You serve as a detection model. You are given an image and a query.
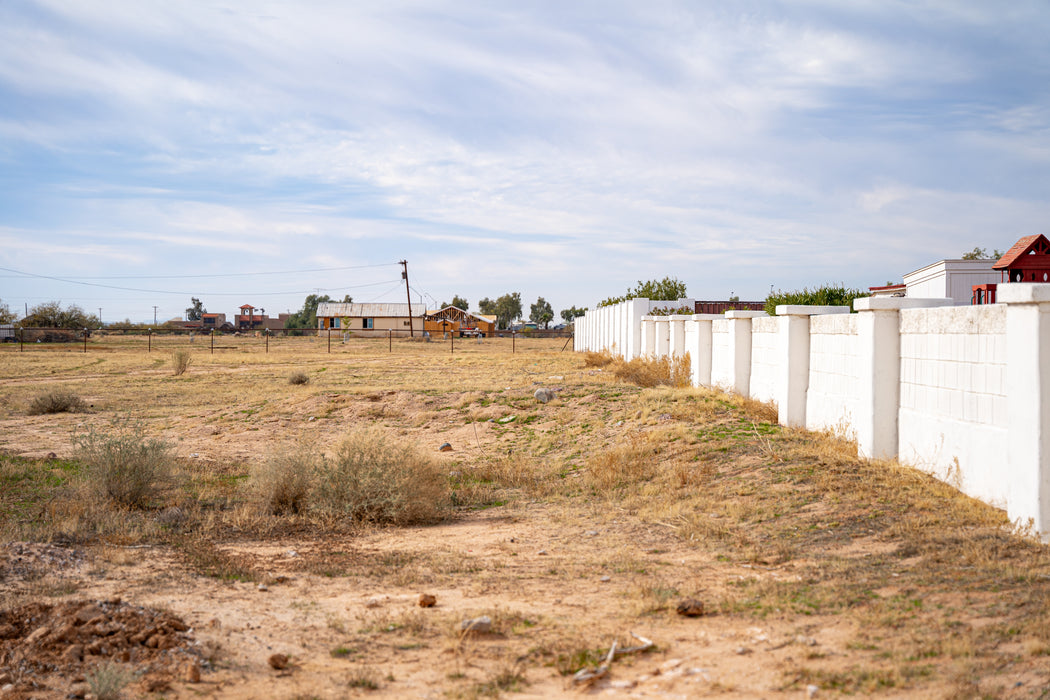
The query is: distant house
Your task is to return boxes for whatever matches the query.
[201,313,228,330]
[234,305,288,331]
[423,306,497,337]
[316,302,425,337]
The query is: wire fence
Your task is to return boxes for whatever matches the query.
[1,327,574,355]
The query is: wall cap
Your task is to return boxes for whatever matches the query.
[690,314,724,321]
[725,310,769,319]
[854,297,955,311]
[997,283,1050,304]
[775,305,851,316]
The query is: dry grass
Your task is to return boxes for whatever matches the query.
[312,427,449,525]
[171,349,192,376]
[71,419,174,510]
[27,389,88,415]
[2,336,1050,696]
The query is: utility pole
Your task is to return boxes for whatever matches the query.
[400,260,415,337]
[98,308,102,326]
[153,306,158,325]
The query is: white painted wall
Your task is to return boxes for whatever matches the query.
[749,316,780,404]
[806,313,859,437]
[898,304,1009,510]
[574,289,1050,539]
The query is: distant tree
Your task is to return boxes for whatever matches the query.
[529,297,554,329]
[961,247,1004,260]
[597,276,688,307]
[285,293,332,329]
[451,295,468,311]
[477,297,496,316]
[728,294,740,303]
[21,301,99,329]
[185,297,206,321]
[560,306,587,323]
[491,293,525,331]
[0,298,15,324]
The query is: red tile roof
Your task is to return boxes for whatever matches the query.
[994,234,1050,269]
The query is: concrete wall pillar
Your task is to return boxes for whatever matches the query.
[853,297,952,459]
[725,311,766,397]
[654,317,670,358]
[669,316,687,357]
[640,316,656,357]
[687,315,720,387]
[775,306,851,428]
[1000,284,1050,538]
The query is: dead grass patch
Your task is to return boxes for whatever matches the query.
[27,389,88,415]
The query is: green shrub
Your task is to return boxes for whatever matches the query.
[313,428,448,525]
[250,449,318,515]
[764,284,870,316]
[28,390,87,415]
[73,420,173,509]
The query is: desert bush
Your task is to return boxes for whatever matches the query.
[250,449,319,515]
[171,349,192,376]
[288,371,310,385]
[86,660,134,700]
[582,351,615,368]
[312,427,448,525]
[27,389,87,415]
[612,354,691,388]
[73,420,173,509]
[584,437,661,492]
[764,284,869,316]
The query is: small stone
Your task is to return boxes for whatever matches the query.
[62,644,84,662]
[69,682,90,698]
[806,684,819,699]
[734,646,751,655]
[268,653,290,670]
[438,442,453,452]
[460,616,492,634]
[537,549,548,556]
[286,550,299,558]
[25,625,50,645]
[497,415,516,424]
[257,583,269,592]
[676,599,705,617]
[418,593,437,608]
[585,530,599,536]
[609,680,636,689]
[796,635,818,646]
[599,576,611,583]
[184,659,202,683]
[534,388,554,403]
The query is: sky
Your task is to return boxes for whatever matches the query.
[2,1,1049,324]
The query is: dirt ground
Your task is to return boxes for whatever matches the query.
[1,336,1049,699]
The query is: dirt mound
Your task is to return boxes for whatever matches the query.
[0,598,202,698]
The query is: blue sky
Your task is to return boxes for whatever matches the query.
[2,1,1049,323]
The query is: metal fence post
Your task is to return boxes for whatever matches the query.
[83,328,88,354]
[328,327,331,353]
[148,328,152,353]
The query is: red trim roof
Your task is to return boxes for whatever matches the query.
[994,234,1050,269]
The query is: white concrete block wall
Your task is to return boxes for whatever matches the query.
[806,313,859,436]
[710,319,733,390]
[898,304,1009,509]
[749,316,780,404]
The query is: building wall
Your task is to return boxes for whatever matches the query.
[574,289,1050,539]
[749,316,779,404]
[806,313,859,436]
[897,304,1009,509]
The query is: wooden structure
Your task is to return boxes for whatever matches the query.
[423,306,496,337]
[693,300,765,314]
[993,234,1050,283]
[972,234,1050,305]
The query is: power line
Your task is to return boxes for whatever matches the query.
[0,264,401,297]
[0,262,399,281]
